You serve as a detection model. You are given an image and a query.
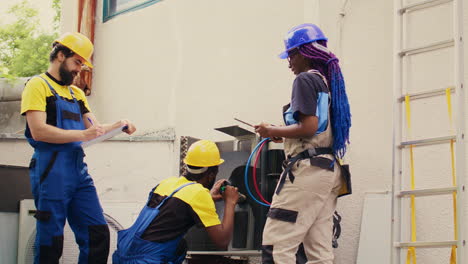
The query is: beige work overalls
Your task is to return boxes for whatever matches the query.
[262,70,343,264]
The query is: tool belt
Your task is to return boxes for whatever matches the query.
[276,147,334,195]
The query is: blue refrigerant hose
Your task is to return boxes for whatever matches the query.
[244,137,271,207]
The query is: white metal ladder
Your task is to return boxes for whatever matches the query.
[392,0,465,263]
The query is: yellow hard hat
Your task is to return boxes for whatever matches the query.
[184,140,225,167]
[55,32,94,68]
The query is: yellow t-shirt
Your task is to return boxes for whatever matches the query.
[21,73,91,124]
[140,176,221,242]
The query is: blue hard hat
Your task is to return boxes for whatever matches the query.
[278,23,328,59]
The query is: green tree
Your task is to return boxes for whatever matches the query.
[0,0,61,78]
[52,0,61,31]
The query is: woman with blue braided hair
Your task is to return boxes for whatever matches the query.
[255,23,351,264]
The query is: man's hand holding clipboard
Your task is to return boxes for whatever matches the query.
[81,119,136,148]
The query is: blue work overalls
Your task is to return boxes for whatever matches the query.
[27,76,109,263]
[113,183,195,264]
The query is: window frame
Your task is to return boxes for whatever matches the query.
[103,0,162,22]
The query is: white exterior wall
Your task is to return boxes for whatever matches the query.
[2,0,468,263]
[319,1,394,263]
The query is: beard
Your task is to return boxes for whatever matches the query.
[59,61,78,85]
[206,177,216,190]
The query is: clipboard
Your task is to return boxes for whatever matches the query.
[234,118,254,128]
[81,125,128,148]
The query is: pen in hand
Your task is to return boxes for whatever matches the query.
[87,117,94,126]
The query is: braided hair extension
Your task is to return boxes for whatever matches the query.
[298,41,351,158]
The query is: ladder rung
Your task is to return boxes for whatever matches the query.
[399,136,456,148]
[399,0,453,14]
[395,241,457,248]
[398,187,457,197]
[399,39,454,57]
[398,87,454,102]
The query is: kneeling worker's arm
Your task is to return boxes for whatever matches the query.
[205,186,239,250]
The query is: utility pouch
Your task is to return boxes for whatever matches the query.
[338,163,352,197]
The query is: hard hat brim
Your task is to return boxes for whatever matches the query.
[278,51,289,59]
[184,158,225,167]
[278,36,329,59]
[74,52,93,68]
[84,60,93,68]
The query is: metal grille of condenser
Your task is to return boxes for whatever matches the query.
[23,213,123,263]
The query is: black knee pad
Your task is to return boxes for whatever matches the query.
[88,224,110,263]
[39,235,63,264]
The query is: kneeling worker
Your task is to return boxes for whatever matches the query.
[113,139,239,263]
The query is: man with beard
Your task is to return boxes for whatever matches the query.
[113,139,239,263]
[20,32,136,263]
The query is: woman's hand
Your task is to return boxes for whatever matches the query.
[254,123,283,142]
[254,122,272,138]
[271,137,284,143]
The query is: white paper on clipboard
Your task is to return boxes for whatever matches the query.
[81,125,127,148]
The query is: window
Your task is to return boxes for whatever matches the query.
[103,0,162,22]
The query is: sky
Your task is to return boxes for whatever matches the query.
[0,0,57,33]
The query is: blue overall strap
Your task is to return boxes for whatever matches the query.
[148,184,159,201]
[155,182,195,210]
[37,76,77,102]
[68,85,78,102]
[134,182,195,237]
[26,76,83,151]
